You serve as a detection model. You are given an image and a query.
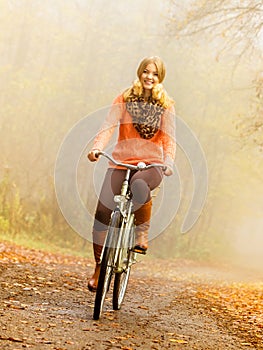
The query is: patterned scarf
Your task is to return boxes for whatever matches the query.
[126,94,165,139]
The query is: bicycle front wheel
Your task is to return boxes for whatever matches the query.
[93,210,121,320]
[112,214,135,310]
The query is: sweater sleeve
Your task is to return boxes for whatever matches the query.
[92,95,124,151]
[161,105,176,167]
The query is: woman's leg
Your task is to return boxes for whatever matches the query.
[88,168,126,292]
[130,168,163,253]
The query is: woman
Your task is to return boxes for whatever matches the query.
[87,56,176,292]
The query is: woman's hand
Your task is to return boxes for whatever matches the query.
[163,165,173,176]
[87,150,100,162]
[163,156,174,176]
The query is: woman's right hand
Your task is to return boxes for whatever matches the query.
[87,150,100,162]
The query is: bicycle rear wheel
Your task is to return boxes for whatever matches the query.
[93,210,121,320]
[112,214,135,310]
[113,266,131,310]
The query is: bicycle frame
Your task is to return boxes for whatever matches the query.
[114,167,132,219]
[112,168,135,273]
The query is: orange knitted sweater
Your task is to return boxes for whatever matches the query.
[92,94,176,168]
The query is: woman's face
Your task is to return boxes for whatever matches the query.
[140,63,159,92]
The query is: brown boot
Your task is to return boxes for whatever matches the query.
[133,199,152,254]
[88,230,106,292]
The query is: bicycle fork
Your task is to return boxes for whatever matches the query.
[113,210,136,274]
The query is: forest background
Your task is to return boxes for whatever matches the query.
[0,0,262,271]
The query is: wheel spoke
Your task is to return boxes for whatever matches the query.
[112,214,135,310]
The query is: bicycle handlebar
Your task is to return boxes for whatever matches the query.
[95,151,167,172]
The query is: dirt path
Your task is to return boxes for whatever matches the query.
[0,242,262,349]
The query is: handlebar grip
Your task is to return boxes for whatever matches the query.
[94,150,102,158]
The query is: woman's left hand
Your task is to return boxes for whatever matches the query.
[163,166,173,176]
[164,156,174,176]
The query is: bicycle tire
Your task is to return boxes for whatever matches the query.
[112,214,135,310]
[93,210,121,320]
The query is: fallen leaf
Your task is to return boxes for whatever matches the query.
[48,323,57,328]
[35,328,46,332]
[169,338,188,344]
[115,336,128,340]
[138,305,148,310]
[211,307,219,312]
[0,335,23,343]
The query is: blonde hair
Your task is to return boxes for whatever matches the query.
[123,56,174,108]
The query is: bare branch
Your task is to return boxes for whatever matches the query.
[167,0,263,58]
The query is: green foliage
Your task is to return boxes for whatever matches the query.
[0,166,92,256]
[0,170,23,235]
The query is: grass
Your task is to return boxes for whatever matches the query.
[0,230,93,259]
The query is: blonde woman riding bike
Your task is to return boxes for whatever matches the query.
[87,56,176,292]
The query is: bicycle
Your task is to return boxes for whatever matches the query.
[92,151,166,320]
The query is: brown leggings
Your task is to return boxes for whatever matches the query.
[93,167,163,231]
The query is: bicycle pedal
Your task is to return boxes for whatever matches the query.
[132,247,147,255]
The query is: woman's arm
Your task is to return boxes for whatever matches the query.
[89,95,124,160]
[161,105,176,175]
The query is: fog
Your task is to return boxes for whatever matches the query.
[0,0,262,271]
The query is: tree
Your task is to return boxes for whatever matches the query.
[236,72,263,150]
[168,0,263,148]
[168,0,263,59]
